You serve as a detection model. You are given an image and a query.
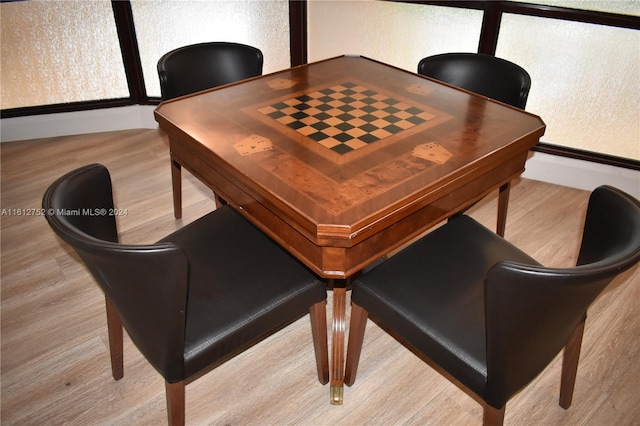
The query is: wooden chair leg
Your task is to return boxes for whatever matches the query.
[105,297,123,380]
[171,158,182,219]
[213,193,228,208]
[496,181,511,237]
[165,381,185,426]
[560,319,586,409]
[483,404,506,426]
[344,302,368,387]
[309,301,329,384]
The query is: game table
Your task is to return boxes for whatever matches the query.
[154,55,546,404]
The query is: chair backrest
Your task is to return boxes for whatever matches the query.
[417,53,531,109]
[483,186,640,408]
[43,164,188,382]
[157,42,263,100]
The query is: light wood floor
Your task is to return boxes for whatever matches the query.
[1,129,638,425]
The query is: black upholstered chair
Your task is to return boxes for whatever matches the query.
[417,53,532,236]
[157,41,263,100]
[43,164,328,426]
[345,186,640,425]
[417,53,531,109]
[157,42,264,215]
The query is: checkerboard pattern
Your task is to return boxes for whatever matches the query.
[258,82,435,154]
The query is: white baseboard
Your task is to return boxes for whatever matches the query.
[523,151,639,199]
[0,105,158,142]
[1,106,638,198]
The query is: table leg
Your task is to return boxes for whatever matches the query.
[171,158,182,219]
[497,181,511,237]
[329,280,347,405]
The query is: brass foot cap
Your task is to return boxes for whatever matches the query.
[330,385,344,405]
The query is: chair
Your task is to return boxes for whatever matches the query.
[43,164,328,426]
[417,53,532,236]
[345,185,640,425]
[157,42,263,100]
[417,53,531,109]
[157,42,264,216]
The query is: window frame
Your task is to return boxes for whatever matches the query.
[1,0,638,170]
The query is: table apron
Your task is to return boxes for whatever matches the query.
[170,137,528,279]
[325,154,527,277]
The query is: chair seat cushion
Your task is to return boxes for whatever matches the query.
[161,206,326,378]
[352,216,540,395]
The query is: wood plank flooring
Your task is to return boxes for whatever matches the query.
[1,129,638,425]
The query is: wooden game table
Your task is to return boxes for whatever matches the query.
[154,55,546,404]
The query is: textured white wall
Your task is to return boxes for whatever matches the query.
[307,0,482,72]
[131,0,291,98]
[0,0,291,108]
[1,0,128,109]
[498,15,640,160]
